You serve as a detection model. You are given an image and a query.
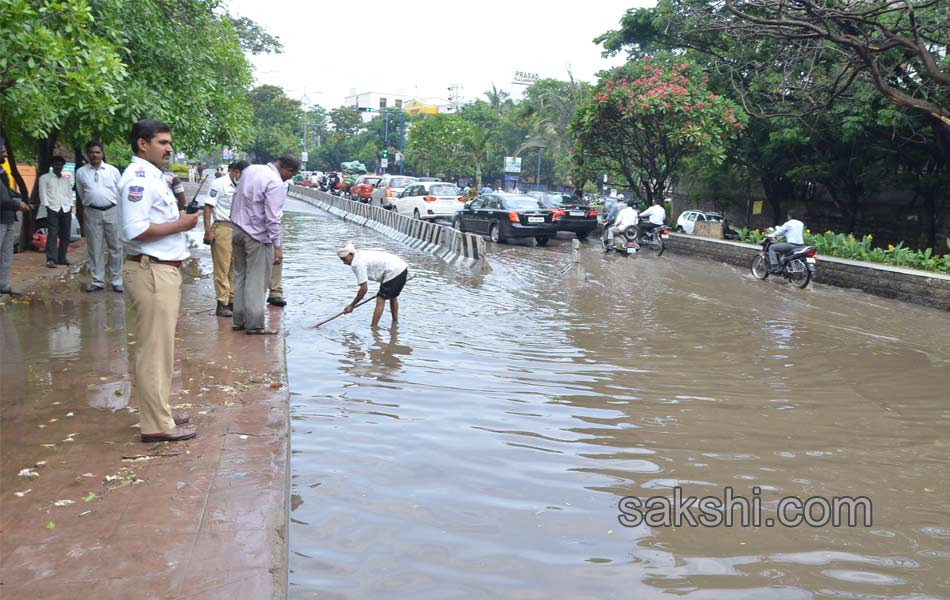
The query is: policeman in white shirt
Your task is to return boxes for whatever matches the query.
[607,198,639,249]
[203,160,249,317]
[39,155,75,268]
[76,140,124,292]
[337,242,409,328]
[118,119,199,443]
[767,210,806,273]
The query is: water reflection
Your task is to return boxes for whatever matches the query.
[284,205,950,599]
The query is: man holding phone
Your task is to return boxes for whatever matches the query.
[119,119,199,443]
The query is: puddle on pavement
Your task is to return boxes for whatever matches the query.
[279,200,950,599]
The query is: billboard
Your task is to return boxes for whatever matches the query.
[504,156,522,173]
[512,71,540,85]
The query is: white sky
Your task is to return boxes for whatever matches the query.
[226,0,651,109]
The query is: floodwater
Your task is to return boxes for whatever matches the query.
[281,199,950,599]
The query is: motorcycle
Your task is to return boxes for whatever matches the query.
[637,222,669,256]
[751,238,818,289]
[602,220,642,256]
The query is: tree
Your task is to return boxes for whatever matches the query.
[405,114,473,178]
[571,57,747,202]
[244,85,303,163]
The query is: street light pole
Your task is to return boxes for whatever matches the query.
[536,146,543,192]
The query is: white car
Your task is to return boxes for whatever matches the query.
[676,210,722,234]
[394,181,464,220]
[371,175,418,209]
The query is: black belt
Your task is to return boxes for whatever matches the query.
[87,204,116,211]
[127,255,182,269]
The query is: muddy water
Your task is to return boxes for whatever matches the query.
[282,200,950,599]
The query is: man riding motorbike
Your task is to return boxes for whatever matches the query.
[605,197,639,251]
[638,200,666,237]
[766,210,805,273]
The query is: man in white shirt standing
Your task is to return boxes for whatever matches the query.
[119,119,199,443]
[39,155,75,268]
[767,210,806,273]
[203,160,249,317]
[337,242,408,328]
[76,141,124,292]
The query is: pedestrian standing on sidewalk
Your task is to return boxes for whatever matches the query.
[119,119,199,443]
[229,154,299,335]
[75,140,124,293]
[203,160,249,317]
[39,156,74,268]
[1,138,31,296]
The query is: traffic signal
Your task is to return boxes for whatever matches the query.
[299,137,304,146]
[382,149,388,158]
[359,107,374,112]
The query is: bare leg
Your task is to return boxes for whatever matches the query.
[390,298,398,324]
[372,296,385,328]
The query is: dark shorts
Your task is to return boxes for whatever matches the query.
[377,268,408,299]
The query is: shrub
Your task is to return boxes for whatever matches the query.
[168,163,190,177]
[736,227,950,274]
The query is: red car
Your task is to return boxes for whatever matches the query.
[349,175,382,203]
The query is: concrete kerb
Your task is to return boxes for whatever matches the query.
[664,232,950,312]
[289,186,487,267]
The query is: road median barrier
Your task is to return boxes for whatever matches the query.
[290,187,486,267]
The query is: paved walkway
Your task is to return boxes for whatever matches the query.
[1,229,290,598]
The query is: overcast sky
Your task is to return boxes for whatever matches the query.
[227,0,651,109]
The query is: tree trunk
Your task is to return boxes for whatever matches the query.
[74,143,86,236]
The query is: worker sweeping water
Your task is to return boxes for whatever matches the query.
[336,242,408,328]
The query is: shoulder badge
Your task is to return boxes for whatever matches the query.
[135,168,146,178]
[127,186,144,202]
[209,188,218,198]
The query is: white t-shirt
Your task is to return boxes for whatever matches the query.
[205,174,235,222]
[614,206,639,230]
[772,219,805,245]
[639,204,666,225]
[350,250,407,285]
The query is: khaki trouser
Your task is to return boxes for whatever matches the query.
[211,221,233,304]
[269,258,282,299]
[124,258,181,435]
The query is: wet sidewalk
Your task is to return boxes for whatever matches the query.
[1,238,290,598]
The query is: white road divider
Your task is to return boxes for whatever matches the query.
[289,187,486,267]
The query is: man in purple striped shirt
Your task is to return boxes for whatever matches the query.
[229,154,299,334]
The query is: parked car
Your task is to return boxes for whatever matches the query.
[34,206,82,243]
[372,175,418,209]
[529,192,598,240]
[349,175,382,203]
[394,181,464,220]
[453,193,558,245]
[676,210,726,234]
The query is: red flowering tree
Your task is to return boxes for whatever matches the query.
[571,57,746,202]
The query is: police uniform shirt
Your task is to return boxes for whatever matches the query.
[118,156,189,261]
[205,174,235,223]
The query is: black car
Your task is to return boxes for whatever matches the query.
[530,192,598,240]
[453,194,559,245]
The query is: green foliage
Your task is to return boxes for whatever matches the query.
[244,85,303,163]
[405,114,473,177]
[737,228,950,274]
[571,56,746,201]
[168,163,190,177]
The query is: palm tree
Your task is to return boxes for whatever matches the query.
[462,128,490,189]
[485,84,513,115]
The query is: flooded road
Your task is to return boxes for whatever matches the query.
[282,200,950,599]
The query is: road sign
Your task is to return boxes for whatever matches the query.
[504,156,522,173]
[380,158,388,168]
[301,151,309,162]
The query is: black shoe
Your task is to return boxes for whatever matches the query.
[216,302,233,317]
[46,260,57,268]
[226,303,233,311]
[59,260,71,266]
[85,284,104,293]
[112,284,123,293]
[0,288,18,296]
[267,297,287,307]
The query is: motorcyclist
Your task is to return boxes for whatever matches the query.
[638,200,666,236]
[606,197,639,251]
[766,210,805,273]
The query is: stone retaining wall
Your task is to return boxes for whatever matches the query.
[665,233,950,311]
[290,187,486,267]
